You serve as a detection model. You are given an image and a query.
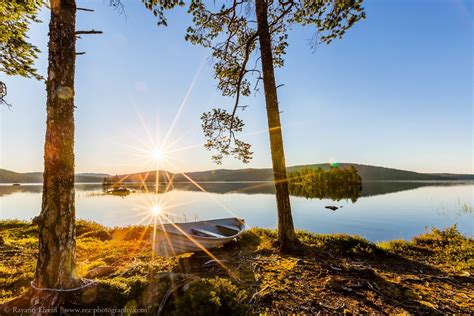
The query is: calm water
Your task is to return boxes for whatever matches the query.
[0,181,472,242]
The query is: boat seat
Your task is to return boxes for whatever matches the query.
[191,228,225,238]
[216,224,240,235]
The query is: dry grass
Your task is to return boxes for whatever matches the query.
[0,220,472,314]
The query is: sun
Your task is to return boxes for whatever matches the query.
[152,148,165,163]
[151,205,161,216]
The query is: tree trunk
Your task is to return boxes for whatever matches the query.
[32,0,77,302]
[255,0,298,251]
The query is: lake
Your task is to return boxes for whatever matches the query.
[0,181,472,242]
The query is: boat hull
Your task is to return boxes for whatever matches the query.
[152,217,245,256]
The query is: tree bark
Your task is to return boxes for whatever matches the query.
[33,0,77,299]
[255,0,299,251]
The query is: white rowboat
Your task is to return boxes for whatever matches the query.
[153,217,245,257]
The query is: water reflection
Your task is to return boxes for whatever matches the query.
[0,185,44,196]
[287,166,362,202]
[0,181,472,241]
[289,182,362,202]
[1,180,473,199]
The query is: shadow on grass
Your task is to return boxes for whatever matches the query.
[1,221,472,314]
[170,228,472,314]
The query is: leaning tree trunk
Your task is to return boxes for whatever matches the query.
[32,0,77,305]
[255,0,298,251]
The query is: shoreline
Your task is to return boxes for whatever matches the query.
[1,219,472,313]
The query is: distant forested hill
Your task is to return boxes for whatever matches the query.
[110,163,473,183]
[1,163,472,183]
[0,169,109,183]
[0,169,42,183]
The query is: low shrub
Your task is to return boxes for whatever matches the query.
[79,229,112,241]
[169,277,248,316]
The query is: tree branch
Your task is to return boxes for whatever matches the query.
[0,81,11,108]
[228,32,258,142]
[75,30,103,35]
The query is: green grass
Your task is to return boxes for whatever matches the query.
[379,225,474,272]
[1,219,472,314]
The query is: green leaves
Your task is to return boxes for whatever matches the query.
[201,108,252,164]
[0,0,44,106]
[185,0,365,165]
[141,1,365,165]
[141,0,185,26]
[0,0,44,80]
[291,0,366,46]
[186,1,259,164]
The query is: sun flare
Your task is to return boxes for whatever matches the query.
[151,205,161,216]
[152,148,165,162]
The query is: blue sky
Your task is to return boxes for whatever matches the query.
[0,0,472,174]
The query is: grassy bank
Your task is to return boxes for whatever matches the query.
[0,220,473,314]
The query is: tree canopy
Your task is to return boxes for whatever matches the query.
[142,0,185,26]
[0,0,44,105]
[184,0,365,164]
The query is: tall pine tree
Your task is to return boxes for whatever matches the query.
[185,0,365,251]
